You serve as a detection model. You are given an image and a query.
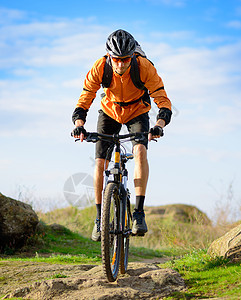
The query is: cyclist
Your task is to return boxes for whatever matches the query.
[72,29,172,241]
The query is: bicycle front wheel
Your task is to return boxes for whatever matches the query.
[101,182,121,282]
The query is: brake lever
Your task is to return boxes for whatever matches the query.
[134,133,148,143]
[86,133,99,143]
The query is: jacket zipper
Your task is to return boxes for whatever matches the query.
[120,77,124,102]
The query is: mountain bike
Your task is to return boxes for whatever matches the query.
[81,131,148,282]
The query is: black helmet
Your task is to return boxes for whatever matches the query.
[106,29,136,57]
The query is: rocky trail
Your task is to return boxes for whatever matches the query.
[1,260,185,299]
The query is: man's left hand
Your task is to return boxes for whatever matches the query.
[148,125,164,141]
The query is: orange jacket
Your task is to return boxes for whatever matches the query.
[75,54,171,124]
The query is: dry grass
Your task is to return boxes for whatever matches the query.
[38,203,240,253]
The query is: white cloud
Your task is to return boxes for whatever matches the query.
[0,159,11,167]
[0,22,108,69]
[149,42,241,105]
[226,20,241,29]
[0,7,26,24]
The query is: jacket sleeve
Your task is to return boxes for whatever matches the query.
[139,57,172,125]
[72,57,105,124]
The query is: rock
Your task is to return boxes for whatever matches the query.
[145,204,211,225]
[208,224,241,261]
[0,193,39,252]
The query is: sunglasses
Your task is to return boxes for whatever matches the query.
[110,55,132,63]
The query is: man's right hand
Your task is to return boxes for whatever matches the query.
[71,126,87,142]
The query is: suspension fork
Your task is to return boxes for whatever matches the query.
[120,163,129,230]
[113,142,121,183]
[103,142,121,188]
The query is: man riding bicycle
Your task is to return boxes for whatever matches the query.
[72,29,172,241]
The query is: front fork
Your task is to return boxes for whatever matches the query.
[121,171,132,236]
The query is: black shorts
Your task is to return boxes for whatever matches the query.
[95,110,150,160]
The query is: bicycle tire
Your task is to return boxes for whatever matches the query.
[120,189,131,274]
[101,182,121,282]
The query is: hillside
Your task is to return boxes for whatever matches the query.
[37,203,229,251]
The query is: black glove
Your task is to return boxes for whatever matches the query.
[71,126,87,137]
[149,125,164,137]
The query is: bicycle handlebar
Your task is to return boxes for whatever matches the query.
[75,132,149,144]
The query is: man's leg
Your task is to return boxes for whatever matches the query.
[91,158,108,242]
[94,158,106,205]
[132,144,149,235]
[91,110,121,241]
[125,112,150,235]
[94,158,109,215]
[133,144,149,197]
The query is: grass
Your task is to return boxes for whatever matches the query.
[50,273,68,279]
[3,299,24,300]
[0,221,101,264]
[161,249,241,299]
[38,205,226,254]
[0,220,170,264]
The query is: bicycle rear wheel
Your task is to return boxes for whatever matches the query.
[120,190,131,274]
[101,182,121,282]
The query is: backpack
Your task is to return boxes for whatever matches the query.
[101,45,154,107]
[102,45,152,90]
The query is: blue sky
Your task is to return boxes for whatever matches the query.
[0,0,241,220]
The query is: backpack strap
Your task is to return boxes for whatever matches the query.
[130,54,146,90]
[130,54,151,107]
[113,96,142,107]
[102,55,113,88]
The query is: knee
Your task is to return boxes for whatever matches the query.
[133,144,147,161]
[95,158,105,169]
[95,158,106,172]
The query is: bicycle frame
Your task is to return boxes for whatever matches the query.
[102,138,133,240]
[76,131,148,281]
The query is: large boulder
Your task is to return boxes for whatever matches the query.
[0,193,39,252]
[208,224,241,261]
[145,204,211,225]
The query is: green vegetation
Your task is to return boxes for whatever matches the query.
[3,298,24,300]
[50,273,68,279]
[161,249,241,299]
[0,219,166,264]
[3,221,102,264]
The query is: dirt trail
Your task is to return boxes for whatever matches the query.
[0,259,186,299]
